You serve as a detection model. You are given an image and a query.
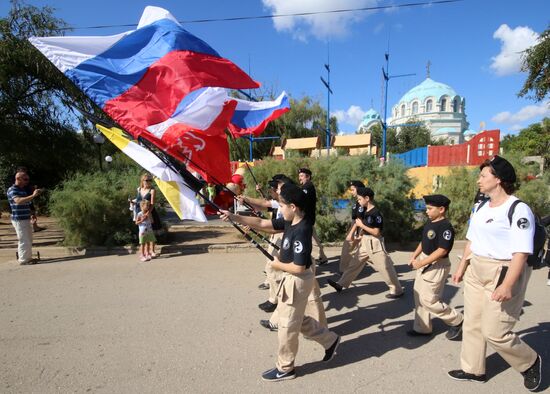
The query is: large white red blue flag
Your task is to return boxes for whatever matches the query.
[29,6,289,182]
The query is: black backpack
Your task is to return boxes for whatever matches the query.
[476,199,548,269]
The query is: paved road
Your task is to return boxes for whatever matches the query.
[1,248,549,393]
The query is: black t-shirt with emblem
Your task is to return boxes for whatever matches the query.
[301,181,317,225]
[272,217,312,268]
[421,218,454,257]
[351,202,365,220]
[361,206,384,231]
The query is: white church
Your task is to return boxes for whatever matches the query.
[357,71,478,144]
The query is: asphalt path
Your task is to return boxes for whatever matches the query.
[1,247,549,393]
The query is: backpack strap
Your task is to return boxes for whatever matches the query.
[507,199,523,226]
[475,198,489,212]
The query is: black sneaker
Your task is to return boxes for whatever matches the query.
[322,336,341,362]
[260,319,278,332]
[406,329,432,337]
[261,367,296,382]
[385,292,404,299]
[447,369,486,383]
[327,279,343,293]
[258,300,277,313]
[521,354,542,391]
[446,321,463,340]
[258,283,270,290]
[317,258,329,266]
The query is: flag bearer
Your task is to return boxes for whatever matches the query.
[220,183,340,381]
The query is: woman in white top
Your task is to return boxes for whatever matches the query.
[448,156,541,391]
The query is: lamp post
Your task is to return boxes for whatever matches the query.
[93,133,105,171]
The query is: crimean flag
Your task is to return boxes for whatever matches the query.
[96,124,207,222]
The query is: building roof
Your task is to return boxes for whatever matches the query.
[333,134,372,147]
[398,78,458,104]
[434,127,456,135]
[283,136,320,150]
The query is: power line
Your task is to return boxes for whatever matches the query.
[61,0,464,31]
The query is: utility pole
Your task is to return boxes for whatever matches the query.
[320,46,333,157]
[381,52,415,161]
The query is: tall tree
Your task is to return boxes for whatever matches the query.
[519,25,550,102]
[501,118,550,167]
[0,0,97,192]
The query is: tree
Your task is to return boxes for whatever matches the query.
[501,118,550,167]
[364,123,398,153]
[519,26,550,102]
[228,94,338,161]
[0,0,98,193]
[393,117,433,153]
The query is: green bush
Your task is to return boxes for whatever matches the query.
[49,167,144,247]
[244,155,416,242]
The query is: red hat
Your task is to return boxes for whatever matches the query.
[231,174,244,185]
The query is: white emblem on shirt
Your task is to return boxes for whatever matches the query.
[294,241,303,254]
[367,216,373,224]
[443,230,452,240]
[427,230,436,240]
[358,206,364,212]
[282,238,290,249]
[517,218,530,229]
[376,216,382,223]
[303,189,308,194]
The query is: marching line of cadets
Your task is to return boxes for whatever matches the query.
[219,156,542,391]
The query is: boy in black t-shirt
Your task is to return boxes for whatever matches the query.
[339,180,365,273]
[327,187,403,298]
[407,194,464,339]
[219,183,340,382]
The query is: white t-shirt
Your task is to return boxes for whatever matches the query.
[270,200,283,219]
[467,196,535,260]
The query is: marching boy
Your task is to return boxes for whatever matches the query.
[219,183,340,382]
[407,194,463,339]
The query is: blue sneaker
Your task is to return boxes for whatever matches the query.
[261,367,296,382]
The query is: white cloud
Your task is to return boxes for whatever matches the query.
[332,105,367,128]
[373,22,384,34]
[491,102,550,124]
[262,0,379,40]
[490,24,539,76]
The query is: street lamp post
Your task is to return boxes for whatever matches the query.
[93,133,105,171]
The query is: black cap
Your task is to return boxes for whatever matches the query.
[349,180,365,189]
[423,194,451,208]
[268,179,279,190]
[488,155,516,183]
[279,183,307,210]
[298,168,312,176]
[356,187,374,199]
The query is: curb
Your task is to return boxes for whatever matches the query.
[0,240,469,259]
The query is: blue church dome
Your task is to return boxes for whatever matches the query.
[398,78,458,103]
[359,108,381,128]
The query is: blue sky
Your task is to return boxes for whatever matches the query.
[2,0,549,135]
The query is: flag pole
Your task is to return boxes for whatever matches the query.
[137,137,275,261]
[244,162,266,198]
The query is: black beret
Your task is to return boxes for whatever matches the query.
[349,180,365,189]
[298,168,312,176]
[423,194,451,208]
[280,183,307,210]
[488,155,516,183]
[356,187,374,199]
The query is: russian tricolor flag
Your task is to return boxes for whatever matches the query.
[30,6,290,182]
